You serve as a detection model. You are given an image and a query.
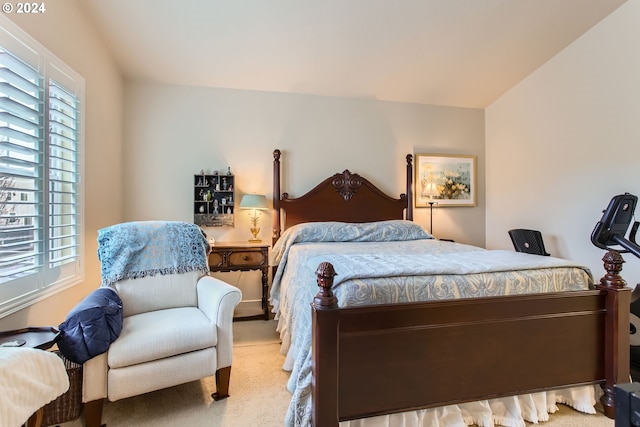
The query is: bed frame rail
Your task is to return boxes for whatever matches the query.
[311,251,631,426]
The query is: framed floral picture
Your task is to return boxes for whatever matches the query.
[415,154,476,207]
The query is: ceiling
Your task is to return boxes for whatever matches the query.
[79,0,626,109]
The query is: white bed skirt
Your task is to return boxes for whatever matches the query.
[338,385,600,427]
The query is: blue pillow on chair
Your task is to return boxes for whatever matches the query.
[57,287,123,364]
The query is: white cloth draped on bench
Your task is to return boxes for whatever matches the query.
[0,347,69,427]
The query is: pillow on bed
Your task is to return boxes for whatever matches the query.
[272,220,432,264]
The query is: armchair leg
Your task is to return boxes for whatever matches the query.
[84,398,105,427]
[212,366,232,401]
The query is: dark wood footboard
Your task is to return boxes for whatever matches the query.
[311,251,631,426]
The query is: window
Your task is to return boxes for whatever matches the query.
[0,16,84,317]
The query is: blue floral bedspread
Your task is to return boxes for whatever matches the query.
[269,221,594,427]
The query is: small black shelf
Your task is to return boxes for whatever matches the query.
[194,173,235,227]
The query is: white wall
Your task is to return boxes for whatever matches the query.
[123,81,485,245]
[0,2,124,330]
[486,1,640,284]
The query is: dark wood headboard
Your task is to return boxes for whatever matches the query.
[272,149,413,244]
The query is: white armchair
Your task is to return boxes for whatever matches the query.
[80,221,242,427]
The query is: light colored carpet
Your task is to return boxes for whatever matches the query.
[55,320,615,427]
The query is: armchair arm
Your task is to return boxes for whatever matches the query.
[81,352,108,403]
[196,276,242,368]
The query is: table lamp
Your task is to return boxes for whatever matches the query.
[239,194,268,243]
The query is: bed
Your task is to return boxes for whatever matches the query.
[269,149,631,427]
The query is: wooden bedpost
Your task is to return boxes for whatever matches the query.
[312,262,339,427]
[406,154,413,221]
[596,250,631,418]
[273,149,281,245]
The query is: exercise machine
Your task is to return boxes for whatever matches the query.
[592,193,640,380]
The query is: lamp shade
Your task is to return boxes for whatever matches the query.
[424,182,438,198]
[239,194,268,210]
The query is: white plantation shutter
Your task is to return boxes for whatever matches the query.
[0,46,44,298]
[0,16,84,317]
[48,82,79,269]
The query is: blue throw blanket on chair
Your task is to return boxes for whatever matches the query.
[97,221,209,287]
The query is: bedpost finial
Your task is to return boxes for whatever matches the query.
[315,261,337,287]
[314,262,338,310]
[406,154,413,165]
[599,250,627,289]
[273,149,281,160]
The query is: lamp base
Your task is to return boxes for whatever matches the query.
[248,227,261,243]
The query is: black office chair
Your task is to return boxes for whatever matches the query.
[508,229,550,256]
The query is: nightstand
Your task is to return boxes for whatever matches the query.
[208,242,270,320]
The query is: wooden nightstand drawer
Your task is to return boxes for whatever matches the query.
[208,242,270,320]
[228,250,265,268]
[208,252,224,269]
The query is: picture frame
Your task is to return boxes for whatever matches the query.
[415,154,476,207]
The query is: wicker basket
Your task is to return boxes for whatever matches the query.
[42,351,83,426]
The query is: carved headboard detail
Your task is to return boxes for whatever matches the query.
[332,170,362,201]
